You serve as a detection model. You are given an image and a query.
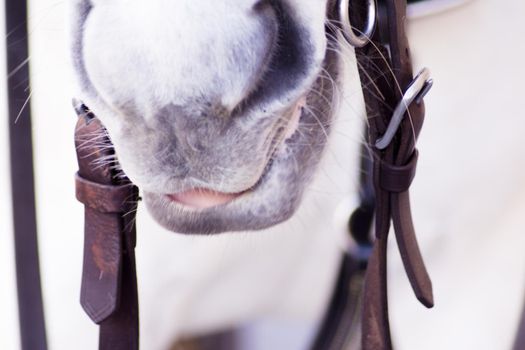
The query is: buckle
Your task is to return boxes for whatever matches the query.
[339,0,378,48]
[375,68,433,149]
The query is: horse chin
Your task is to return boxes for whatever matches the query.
[141,123,312,234]
[142,165,299,235]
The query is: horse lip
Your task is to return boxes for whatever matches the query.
[166,188,246,209]
[163,97,305,210]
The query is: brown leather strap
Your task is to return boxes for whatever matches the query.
[361,234,391,349]
[74,115,139,349]
[76,174,137,213]
[379,150,418,193]
[352,0,434,348]
[311,1,433,348]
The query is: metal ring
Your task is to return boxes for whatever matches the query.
[339,0,377,48]
[375,68,433,150]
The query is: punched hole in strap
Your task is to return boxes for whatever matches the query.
[379,150,419,193]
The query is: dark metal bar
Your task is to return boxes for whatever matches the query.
[4,0,48,348]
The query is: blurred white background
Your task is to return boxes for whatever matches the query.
[1,0,525,349]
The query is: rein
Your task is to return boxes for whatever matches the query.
[355,2,435,346]
[71,1,433,349]
[315,0,434,348]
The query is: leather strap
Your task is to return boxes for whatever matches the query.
[353,0,433,348]
[310,1,433,349]
[379,150,418,193]
[74,116,140,350]
[70,2,432,349]
[5,0,48,348]
[76,174,137,214]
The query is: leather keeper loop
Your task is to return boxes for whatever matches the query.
[75,172,135,213]
[379,150,419,193]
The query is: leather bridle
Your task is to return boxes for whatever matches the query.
[72,0,433,349]
[6,0,437,349]
[74,104,140,350]
[314,0,434,348]
[73,1,433,349]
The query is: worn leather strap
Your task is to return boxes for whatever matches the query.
[76,174,136,213]
[74,116,139,349]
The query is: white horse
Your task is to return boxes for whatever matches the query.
[70,1,352,348]
[2,0,521,349]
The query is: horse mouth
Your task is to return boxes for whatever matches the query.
[163,96,306,211]
[166,189,245,209]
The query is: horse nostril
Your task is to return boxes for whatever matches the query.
[190,2,280,114]
[226,1,312,116]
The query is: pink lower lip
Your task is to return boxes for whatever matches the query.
[167,189,242,209]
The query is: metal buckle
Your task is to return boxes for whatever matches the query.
[375,68,433,150]
[339,0,377,48]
